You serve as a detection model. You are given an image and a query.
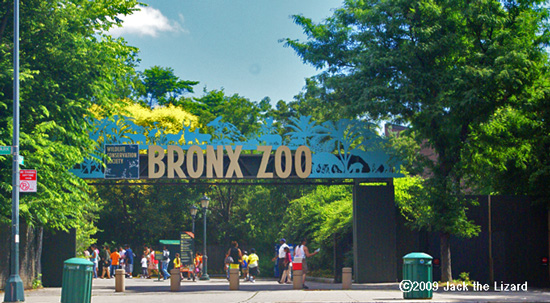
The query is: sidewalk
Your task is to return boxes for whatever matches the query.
[21,277,550,302]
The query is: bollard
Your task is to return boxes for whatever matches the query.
[170,269,181,291]
[115,269,125,292]
[293,269,303,290]
[229,268,240,290]
[342,267,352,290]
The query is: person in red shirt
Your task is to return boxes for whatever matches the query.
[280,247,292,284]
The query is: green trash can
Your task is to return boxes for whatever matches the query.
[61,258,94,303]
[402,252,433,299]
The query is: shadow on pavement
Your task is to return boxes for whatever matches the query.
[91,278,401,294]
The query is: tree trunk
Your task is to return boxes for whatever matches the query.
[440,232,452,282]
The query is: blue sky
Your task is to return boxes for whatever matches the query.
[108,1,343,105]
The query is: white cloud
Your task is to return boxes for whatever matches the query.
[109,6,185,37]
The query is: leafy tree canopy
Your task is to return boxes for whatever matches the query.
[0,0,139,235]
[135,66,199,108]
[182,89,265,137]
[283,0,549,281]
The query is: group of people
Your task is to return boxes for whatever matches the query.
[171,250,204,281]
[86,238,317,287]
[224,241,260,283]
[273,238,319,289]
[86,244,205,281]
[85,244,136,279]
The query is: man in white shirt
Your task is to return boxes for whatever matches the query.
[271,238,289,283]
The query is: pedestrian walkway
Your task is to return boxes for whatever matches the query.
[21,277,550,302]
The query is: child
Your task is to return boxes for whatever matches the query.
[173,253,183,280]
[141,254,148,278]
[224,253,233,280]
[241,251,249,281]
[247,248,259,283]
[280,247,292,284]
[194,252,203,280]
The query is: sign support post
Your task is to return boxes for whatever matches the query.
[4,0,25,301]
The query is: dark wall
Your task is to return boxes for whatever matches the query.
[490,196,548,286]
[353,181,397,282]
[41,228,76,287]
[396,195,549,287]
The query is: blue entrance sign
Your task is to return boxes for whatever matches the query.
[70,116,401,179]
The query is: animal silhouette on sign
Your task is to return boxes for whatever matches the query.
[183,126,212,147]
[350,150,391,174]
[311,152,345,175]
[348,162,363,174]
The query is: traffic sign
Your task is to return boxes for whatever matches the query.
[20,169,37,193]
[0,146,11,155]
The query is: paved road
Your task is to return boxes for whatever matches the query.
[20,277,550,302]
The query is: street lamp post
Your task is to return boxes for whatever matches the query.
[199,195,210,280]
[190,204,199,281]
[4,0,25,301]
[190,205,198,236]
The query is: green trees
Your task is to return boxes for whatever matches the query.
[182,89,266,137]
[135,66,199,108]
[283,0,549,281]
[280,185,354,273]
[0,0,139,239]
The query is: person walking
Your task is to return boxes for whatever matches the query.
[247,248,259,283]
[110,248,121,277]
[224,252,231,280]
[90,245,99,279]
[161,246,171,280]
[124,244,134,278]
[271,239,289,284]
[173,253,183,280]
[294,238,319,289]
[100,245,111,279]
[280,246,292,284]
[241,251,249,281]
[147,249,156,278]
[140,254,148,278]
[226,241,243,278]
[194,252,203,280]
[118,246,126,275]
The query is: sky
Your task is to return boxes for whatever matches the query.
[108,1,344,105]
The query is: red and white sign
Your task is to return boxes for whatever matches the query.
[20,169,37,193]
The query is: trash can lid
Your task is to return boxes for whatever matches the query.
[64,257,94,265]
[403,252,433,260]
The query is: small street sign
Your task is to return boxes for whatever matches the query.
[19,156,24,166]
[0,146,11,155]
[20,169,37,193]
